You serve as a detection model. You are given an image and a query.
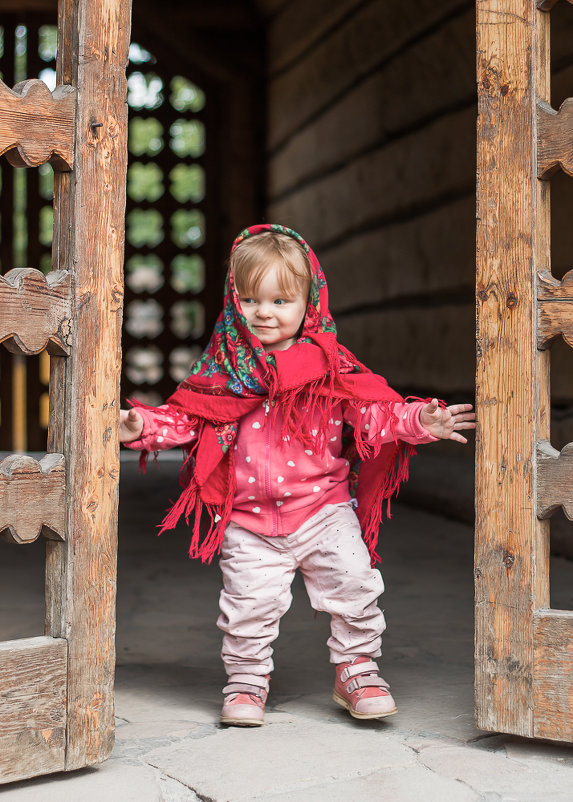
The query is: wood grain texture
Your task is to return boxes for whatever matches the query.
[46,0,132,772]
[537,440,573,520]
[537,269,573,349]
[268,6,475,200]
[533,611,573,741]
[475,0,551,737]
[0,637,67,785]
[0,268,71,355]
[537,99,573,178]
[0,79,75,170]
[0,453,66,544]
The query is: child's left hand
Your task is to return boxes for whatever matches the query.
[419,399,476,444]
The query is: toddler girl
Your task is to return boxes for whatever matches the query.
[120,223,475,727]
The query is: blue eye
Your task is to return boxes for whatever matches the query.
[274,299,286,305]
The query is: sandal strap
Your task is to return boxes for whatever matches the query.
[340,660,379,682]
[222,682,266,700]
[346,675,390,694]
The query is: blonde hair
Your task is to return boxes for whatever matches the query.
[231,231,311,300]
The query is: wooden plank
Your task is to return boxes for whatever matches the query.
[267,0,471,151]
[268,6,475,199]
[537,440,573,519]
[475,0,550,737]
[336,304,475,395]
[537,98,573,178]
[537,269,573,349]
[0,637,67,785]
[0,268,71,356]
[268,105,475,252]
[47,0,131,771]
[324,196,474,313]
[533,611,573,741]
[0,453,65,543]
[0,79,74,171]
[267,0,365,74]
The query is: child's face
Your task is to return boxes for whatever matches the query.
[237,260,307,352]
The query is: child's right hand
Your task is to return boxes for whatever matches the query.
[119,408,144,443]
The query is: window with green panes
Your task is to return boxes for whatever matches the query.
[0,18,58,452]
[122,41,208,407]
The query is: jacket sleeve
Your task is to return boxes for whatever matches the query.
[122,404,198,452]
[343,400,439,446]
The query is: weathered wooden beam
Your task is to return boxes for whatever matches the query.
[533,610,573,741]
[537,0,573,9]
[0,453,66,544]
[475,0,551,737]
[537,99,573,178]
[47,0,131,771]
[537,440,573,520]
[0,268,72,355]
[0,79,75,171]
[537,269,573,349]
[0,637,67,785]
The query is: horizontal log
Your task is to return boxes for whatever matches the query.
[268,105,475,252]
[267,0,365,74]
[0,636,66,784]
[267,0,471,150]
[537,269,573,348]
[324,195,474,312]
[0,453,66,544]
[269,6,475,199]
[336,303,475,395]
[533,610,573,742]
[0,268,72,355]
[0,79,75,171]
[537,440,573,520]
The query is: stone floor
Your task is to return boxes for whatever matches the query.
[1,454,573,801]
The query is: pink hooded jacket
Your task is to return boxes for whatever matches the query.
[125,399,437,537]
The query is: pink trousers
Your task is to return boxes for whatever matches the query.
[217,502,386,679]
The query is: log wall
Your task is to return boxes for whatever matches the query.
[258,1,573,525]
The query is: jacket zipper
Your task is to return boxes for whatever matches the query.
[265,413,278,537]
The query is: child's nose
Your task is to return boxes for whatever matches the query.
[256,303,273,318]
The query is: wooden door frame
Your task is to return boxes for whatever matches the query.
[475,0,573,741]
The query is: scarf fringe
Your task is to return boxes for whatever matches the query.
[361,442,417,566]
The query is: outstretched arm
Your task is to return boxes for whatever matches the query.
[119,408,144,442]
[419,399,475,444]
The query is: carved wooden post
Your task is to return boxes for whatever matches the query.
[46,0,131,769]
[475,0,551,736]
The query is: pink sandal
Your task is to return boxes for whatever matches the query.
[220,674,269,727]
[333,656,397,719]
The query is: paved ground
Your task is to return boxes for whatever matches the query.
[1,455,573,801]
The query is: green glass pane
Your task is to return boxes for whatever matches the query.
[171,209,204,249]
[170,76,205,113]
[129,118,164,157]
[125,299,163,338]
[40,252,52,274]
[129,42,153,65]
[170,254,204,293]
[170,300,204,338]
[169,345,201,382]
[125,345,163,385]
[127,72,163,110]
[169,164,204,203]
[39,205,53,247]
[38,25,57,62]
[169,119,205,158]
[38,164,54,200]
[126,254,164,293]
[127,209,164,247]
[0,28,4,60]
[128,162,164,202]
